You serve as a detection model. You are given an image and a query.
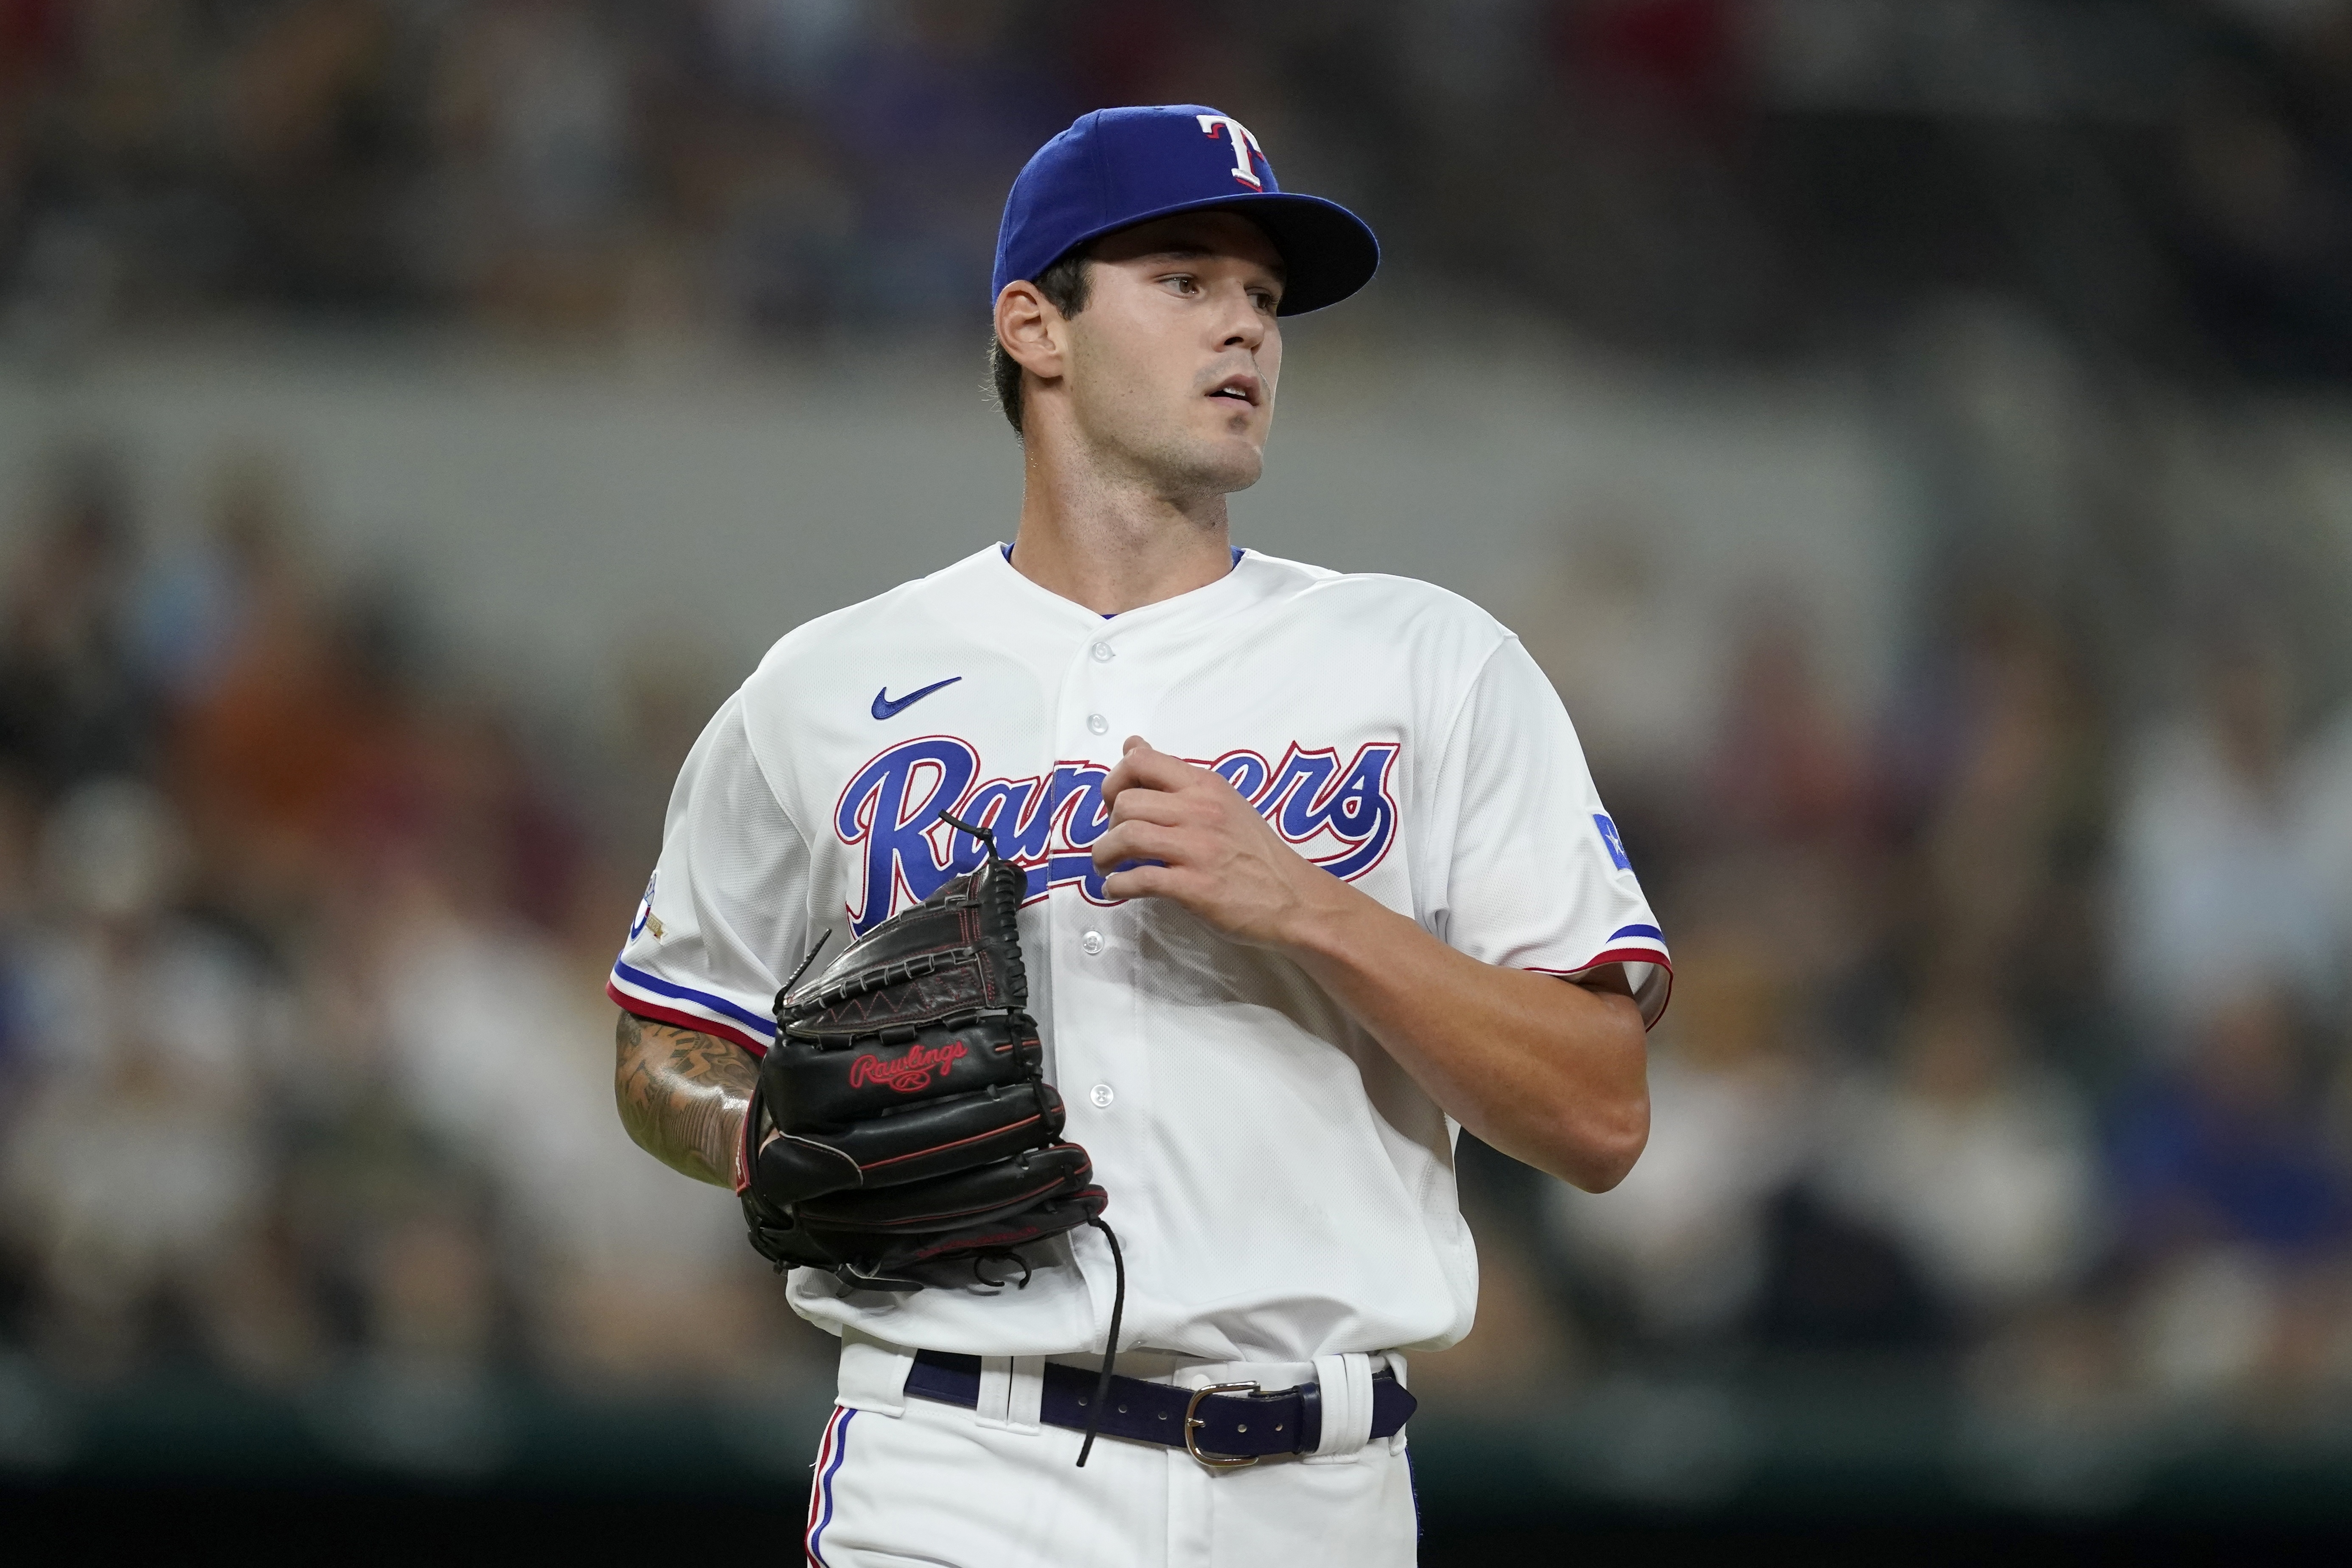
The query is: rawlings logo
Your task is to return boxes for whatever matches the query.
[835,736,1401,933]
[848,1039,968,1092]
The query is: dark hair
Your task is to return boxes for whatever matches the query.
[989,247,1094,436]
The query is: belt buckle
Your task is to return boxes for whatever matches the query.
[1182,1381,1262,1469]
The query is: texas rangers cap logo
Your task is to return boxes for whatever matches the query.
[1196,113,1266,189]
[992,104,1380,318]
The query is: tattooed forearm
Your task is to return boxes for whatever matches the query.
[614,1010,758,1187]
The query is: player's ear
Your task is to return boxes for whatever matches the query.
[994,280,1066,381]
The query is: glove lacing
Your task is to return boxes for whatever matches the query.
[1074,1215,1125,1467]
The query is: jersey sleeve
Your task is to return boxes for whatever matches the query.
[1427,637,1673,1027]
[605,691,812,1056]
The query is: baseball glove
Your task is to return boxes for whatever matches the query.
[736,814,1110,1293]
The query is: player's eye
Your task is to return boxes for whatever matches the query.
[1161,273,1199,295]
[1250,289,1279,313]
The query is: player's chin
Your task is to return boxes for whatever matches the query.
[1183,435,1265,494]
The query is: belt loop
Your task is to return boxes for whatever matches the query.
[836,1327,914,1417]
[1008,1356,1046,1433]
[976,1357,1014,1428]
[1305,1352,1373,1463]
[974,1355,1046,1435]
[1383,1352,1409,1453]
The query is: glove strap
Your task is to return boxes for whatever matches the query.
[1073,1215,1126,1468]
[734,1075,763,1197]
[747,925,833,1201]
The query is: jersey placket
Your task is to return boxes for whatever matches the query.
[1050,626,1160,1346]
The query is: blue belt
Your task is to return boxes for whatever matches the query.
[905,1348,1415,1468]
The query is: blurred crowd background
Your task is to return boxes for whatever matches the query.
[6,0,2352,1534]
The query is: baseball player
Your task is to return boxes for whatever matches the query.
[610,105,1670,1568]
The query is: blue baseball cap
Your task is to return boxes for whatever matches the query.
[992,106,1379,317]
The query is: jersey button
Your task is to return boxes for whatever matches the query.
[1080,931,1105,956]
[1086,713,1109,735]
[1089,1083,1115,1109]
[1090,641,1114,662]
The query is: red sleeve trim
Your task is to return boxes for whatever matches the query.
[606,980,770,1057]
[1528,948,1676,1032]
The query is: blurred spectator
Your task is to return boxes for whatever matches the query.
[591,634,728,872]
[1689,611,1882,1004]
[2111,987,2349,1268]
[1889,595,2107,1001]
[0,770,36,1081]
[374,831,780,1388]
[2110,987,2352,1410]
[0,779,300,1379]
[1705,607,1872,853]
[218,0,415,311]
[166,477,438,926]
[2293,697,2352,985]
[1745,1181,1946,1352]
[2112,628,2341,1035]
[1509,514,1719,802]
[1548,919,1810,1343]
[0,446,158,795]
[133,449,291,707]
[423,0,642,330]
[817,2,1075,326]
[1816,992,2099,1324]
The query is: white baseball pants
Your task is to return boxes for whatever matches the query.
[802,1335,1418,1568]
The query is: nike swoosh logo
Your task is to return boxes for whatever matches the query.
[871,676,962,720]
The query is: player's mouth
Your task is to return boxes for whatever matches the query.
[1206,373,1261,407]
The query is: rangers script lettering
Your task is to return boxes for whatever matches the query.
[836,737,1402,931]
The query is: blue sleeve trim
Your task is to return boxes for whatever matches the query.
[611,958,777,1038]
[1608,923,1666,943]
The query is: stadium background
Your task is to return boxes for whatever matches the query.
[4,2,2352,1558]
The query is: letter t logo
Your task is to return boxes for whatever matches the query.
[1196,113,1264,190]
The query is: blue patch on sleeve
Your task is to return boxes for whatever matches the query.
[1593,813,1632,871]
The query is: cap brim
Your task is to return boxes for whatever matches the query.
[1047,191,1380,317]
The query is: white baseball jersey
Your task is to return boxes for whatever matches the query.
[608,542,1669,1368]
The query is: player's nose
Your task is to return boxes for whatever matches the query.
[1210,283,1270,353]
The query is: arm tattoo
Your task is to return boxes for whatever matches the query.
[614,1010,757,1188]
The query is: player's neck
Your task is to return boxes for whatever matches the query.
[1010,444,1235,617]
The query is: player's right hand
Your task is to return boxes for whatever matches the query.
[1095,735,1355,952]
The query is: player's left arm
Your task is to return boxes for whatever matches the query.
[1095,736,1648,1192]
[615,1009,756,1188]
